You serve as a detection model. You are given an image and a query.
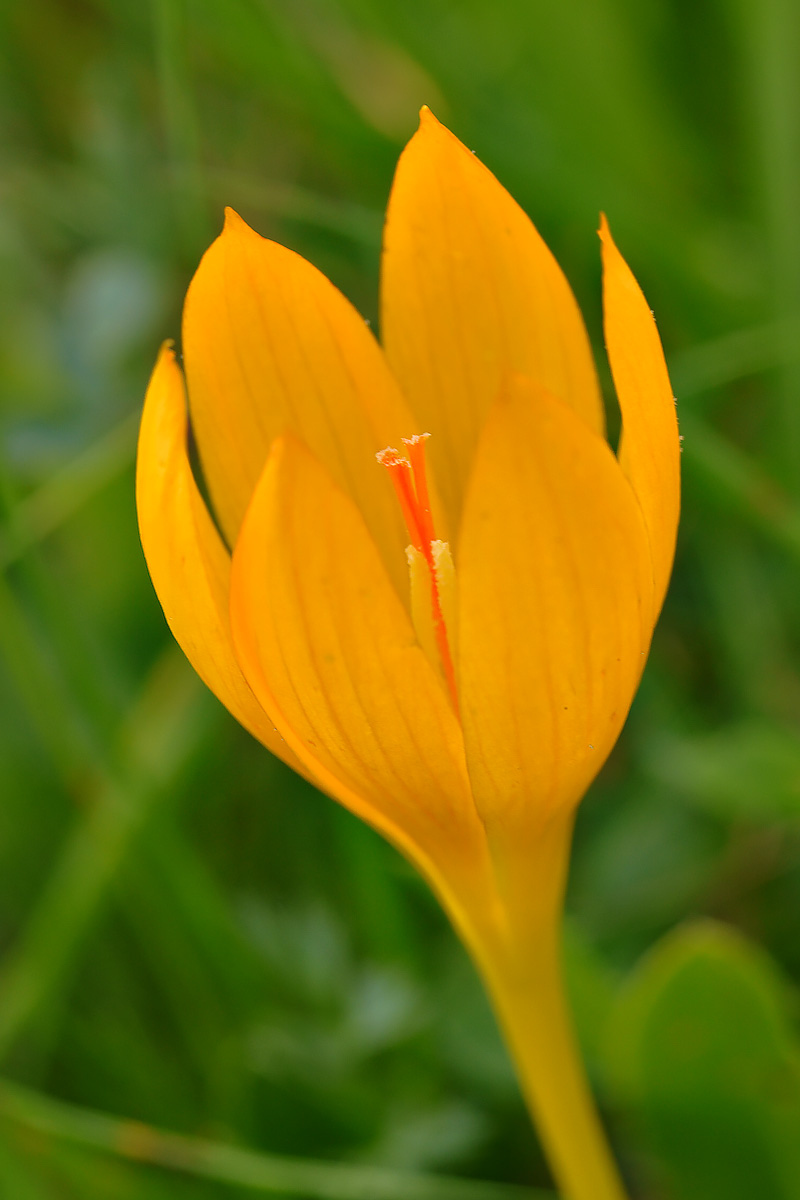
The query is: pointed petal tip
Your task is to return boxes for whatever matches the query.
[383,111,606,518]
[415,105,450,142]
[222,206,256,240]
[505,368,534,392]
[497,371,557,414]
[600,214,680,615]
[597,212,611,241]
[156,338,176,364]
[242,431,309,509]
[263,428,293,473]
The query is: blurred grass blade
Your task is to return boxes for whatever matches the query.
[0,1078,553,1200]
[0,449,129,749]
[680,413,800,559]
[271,0,445,139]
[669,314,800,399]
[0,570,99,777]
[0,1137,51,1200]
[643,720,800,822]
[202,168,383,246]
[0,651,211,1064]
[741,0,800,487]
[151,0,212,252]
[0,413,138,571]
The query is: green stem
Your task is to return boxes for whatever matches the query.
[461,817,628,1200]
[485,937,626,1200]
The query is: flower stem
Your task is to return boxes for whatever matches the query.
[486,937,627,1200]
[466,816,629,1200]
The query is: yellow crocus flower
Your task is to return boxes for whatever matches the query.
[137,109,679,1200]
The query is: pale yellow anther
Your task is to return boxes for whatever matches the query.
[406,545,439,668]
[431,540,457,663]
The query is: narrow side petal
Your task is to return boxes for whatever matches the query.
[381,108,605,528]
[182,209,423,592]
[229,434,498,929]
[136,343,309,776]
[458,376,654,833]
[600,216,680,614]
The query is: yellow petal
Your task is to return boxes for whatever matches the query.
[229,433,499,937]
[600,216,680,613]
[458,375,654,834]
[381,108,605,528]
[182,208,422,591]
[136,343,309,776]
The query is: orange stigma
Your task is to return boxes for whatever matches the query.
[377,434,459,714]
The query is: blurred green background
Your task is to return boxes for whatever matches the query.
[3,1,800,1197]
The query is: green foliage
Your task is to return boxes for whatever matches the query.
[2,0,800,1196]
[604,922,800,1199]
